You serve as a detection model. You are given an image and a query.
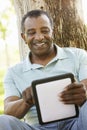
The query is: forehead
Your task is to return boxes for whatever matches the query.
[24,14,52,30]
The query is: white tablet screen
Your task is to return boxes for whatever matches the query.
[36,78,76,123]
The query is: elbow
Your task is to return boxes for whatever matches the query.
[4,108,23,119]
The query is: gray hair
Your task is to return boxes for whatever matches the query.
[21,9,53,33]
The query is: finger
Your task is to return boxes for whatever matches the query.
[61,98,84,106]
[22,90,26,101]
[62,83,86,96]
[64,83,83,91]
[59,92,86,106]
[22,89,32,103]
[60,93,85,101]
[83,84,87,94]
[61,89,82,95]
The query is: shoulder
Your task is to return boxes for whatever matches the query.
[7,59,26,76]
[56,44,87,61]
[62,47,87,57]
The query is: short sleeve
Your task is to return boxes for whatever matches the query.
[4,68,21,99]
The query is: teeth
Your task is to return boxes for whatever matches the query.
[35,43,45,46]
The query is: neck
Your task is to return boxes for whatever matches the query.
[30,46,56,66]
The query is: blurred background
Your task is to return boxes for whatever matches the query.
[0,0,20,114]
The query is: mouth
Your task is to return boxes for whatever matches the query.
[35,42,46,47]
[32,40,47,48]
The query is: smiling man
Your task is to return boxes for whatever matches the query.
[21,11,55,66]
[0,9,87,130]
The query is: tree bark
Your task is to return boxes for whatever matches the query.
[44,0,87,49]
[13,0,87,60]
[13,0,46,60]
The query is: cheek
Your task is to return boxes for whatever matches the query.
[26,37,34,45]
[46,32,53,40]
[27,38,35,49]
[45,35,53,42]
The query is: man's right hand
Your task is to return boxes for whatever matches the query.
[22,87,35,107]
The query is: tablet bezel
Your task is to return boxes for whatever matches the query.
[32,73,79,125]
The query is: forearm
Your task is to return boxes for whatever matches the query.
[4,98,32,119]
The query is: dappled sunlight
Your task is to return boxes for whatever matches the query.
[0,0,20,114]
[76,0,87,25]
[82,0,87,24]
[0,0,20,69]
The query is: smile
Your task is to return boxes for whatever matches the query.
[34,42,46,47]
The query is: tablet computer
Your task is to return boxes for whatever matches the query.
[32,73,79,125]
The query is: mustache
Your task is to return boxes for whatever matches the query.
[32,39,48,44]
[31,39,52,44]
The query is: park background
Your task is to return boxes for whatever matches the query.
[0,0,20,114]
[0,0,87,115]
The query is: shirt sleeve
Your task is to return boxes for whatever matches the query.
[4,68,21,99]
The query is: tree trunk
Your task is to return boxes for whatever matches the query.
[13,0,87,60]
[44,0,87,49]
[13,0,46,60]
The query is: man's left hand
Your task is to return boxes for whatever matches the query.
[59,82,87,106]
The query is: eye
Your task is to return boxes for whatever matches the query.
[41,29,50,34]
[27,31,36,36]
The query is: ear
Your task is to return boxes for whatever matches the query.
[21,33,27,44]
[21,33,25,40]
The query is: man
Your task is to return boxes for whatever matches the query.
[0,9,87,130]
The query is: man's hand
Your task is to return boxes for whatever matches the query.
[59,82,87,106]
[22,87,35,107]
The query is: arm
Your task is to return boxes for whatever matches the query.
[4,87,34,119]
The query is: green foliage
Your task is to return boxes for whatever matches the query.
[0,0,19,114]
[0,0,15,40]
[0,69,5,114]
[0,83,4,114]
[0,86,4,94]
[0,21,7,40]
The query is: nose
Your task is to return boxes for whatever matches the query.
[34,33,44,40]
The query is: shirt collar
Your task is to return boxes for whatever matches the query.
[23,44,68,72]
[23,53,43,72]
[55,44,68,59]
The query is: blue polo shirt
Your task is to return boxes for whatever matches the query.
[4,44,87,125]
